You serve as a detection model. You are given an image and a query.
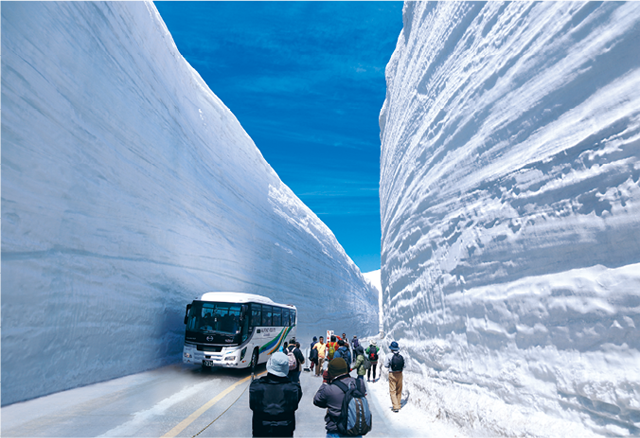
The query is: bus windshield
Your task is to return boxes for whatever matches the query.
[186,302,244,335]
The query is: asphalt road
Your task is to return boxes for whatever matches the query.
[1,362,407,438]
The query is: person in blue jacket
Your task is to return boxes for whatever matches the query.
[332,339,351,366]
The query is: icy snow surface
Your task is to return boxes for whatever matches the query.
[380,2,640,436]
[363,269,382,295]
[363,269,383,334]
[1,2,377,405]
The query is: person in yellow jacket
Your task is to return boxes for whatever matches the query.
[312,336,327,377]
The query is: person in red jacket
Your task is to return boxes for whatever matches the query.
[326,335,339,361]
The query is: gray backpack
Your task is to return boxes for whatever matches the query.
[362,355,372,371]
[333,380,372,436]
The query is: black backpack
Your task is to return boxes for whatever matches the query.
[368,347,378,361]
[391,353,404,372]
[333,379,372,436]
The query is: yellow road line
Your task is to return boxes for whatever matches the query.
[161,371,266,438]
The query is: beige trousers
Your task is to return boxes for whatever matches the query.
[388,371,403,410]
[316,357,325,376]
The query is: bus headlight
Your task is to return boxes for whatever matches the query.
[225,355,236,361]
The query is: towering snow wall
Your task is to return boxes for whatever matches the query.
[1,2,378,405]
[380,2,640,436]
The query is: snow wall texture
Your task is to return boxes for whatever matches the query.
[1,2,378,406]
[380,2,640,436]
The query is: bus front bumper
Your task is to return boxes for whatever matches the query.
[182,346,249,367]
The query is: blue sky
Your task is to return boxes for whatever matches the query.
[155,2,404,273]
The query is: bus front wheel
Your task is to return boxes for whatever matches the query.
[250,349,259,371]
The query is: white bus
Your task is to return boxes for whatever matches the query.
[182,292,297,370]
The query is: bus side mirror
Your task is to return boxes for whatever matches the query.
[184,304,192,324]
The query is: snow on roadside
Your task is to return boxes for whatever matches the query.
[379,2,640,435]
[360,335,468,438]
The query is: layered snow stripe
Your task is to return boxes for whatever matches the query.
[380,2,640,436]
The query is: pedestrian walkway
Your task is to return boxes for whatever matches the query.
[295,369,418,437]
[0,361,440,437]
[203,365,420,437]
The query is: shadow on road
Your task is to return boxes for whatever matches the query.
[182,362,268,379]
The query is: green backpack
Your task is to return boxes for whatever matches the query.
[328,342,336,360]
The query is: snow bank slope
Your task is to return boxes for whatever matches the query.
[1,2,378,405]
[380,2,640,436]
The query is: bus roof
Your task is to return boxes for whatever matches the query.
[197,292,294,308]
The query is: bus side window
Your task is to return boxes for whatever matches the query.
[291,309,296,326]
[273,307,282,327]
[251,304,262,327]
[262,306,273,326]
[283,308,290,327]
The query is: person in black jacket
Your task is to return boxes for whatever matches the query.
[286,340,305,383]
[309,336,318,373]
[249,352,303,437]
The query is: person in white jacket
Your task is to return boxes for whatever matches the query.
[384,341,405,412]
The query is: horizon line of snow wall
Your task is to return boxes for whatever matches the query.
[380,2,640,436]
[1,2,378,406]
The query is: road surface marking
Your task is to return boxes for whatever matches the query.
[161,372,266,438]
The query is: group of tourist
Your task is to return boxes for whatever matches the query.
[308,333,381,383]
[249,333,406,437]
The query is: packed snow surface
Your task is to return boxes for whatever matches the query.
[363,270,383,333]
[363,270,382,295]
[1,2,377,406]
[380,2,640,436]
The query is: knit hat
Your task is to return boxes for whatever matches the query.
[313,336,318,341]
[328,358,349,378]
[338,339,345,346]
[267,352,289,377]
[389,341,399,351]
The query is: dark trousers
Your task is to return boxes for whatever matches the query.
[289,370,300,383]
[252,435,293,438]
[367,364,377,381]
